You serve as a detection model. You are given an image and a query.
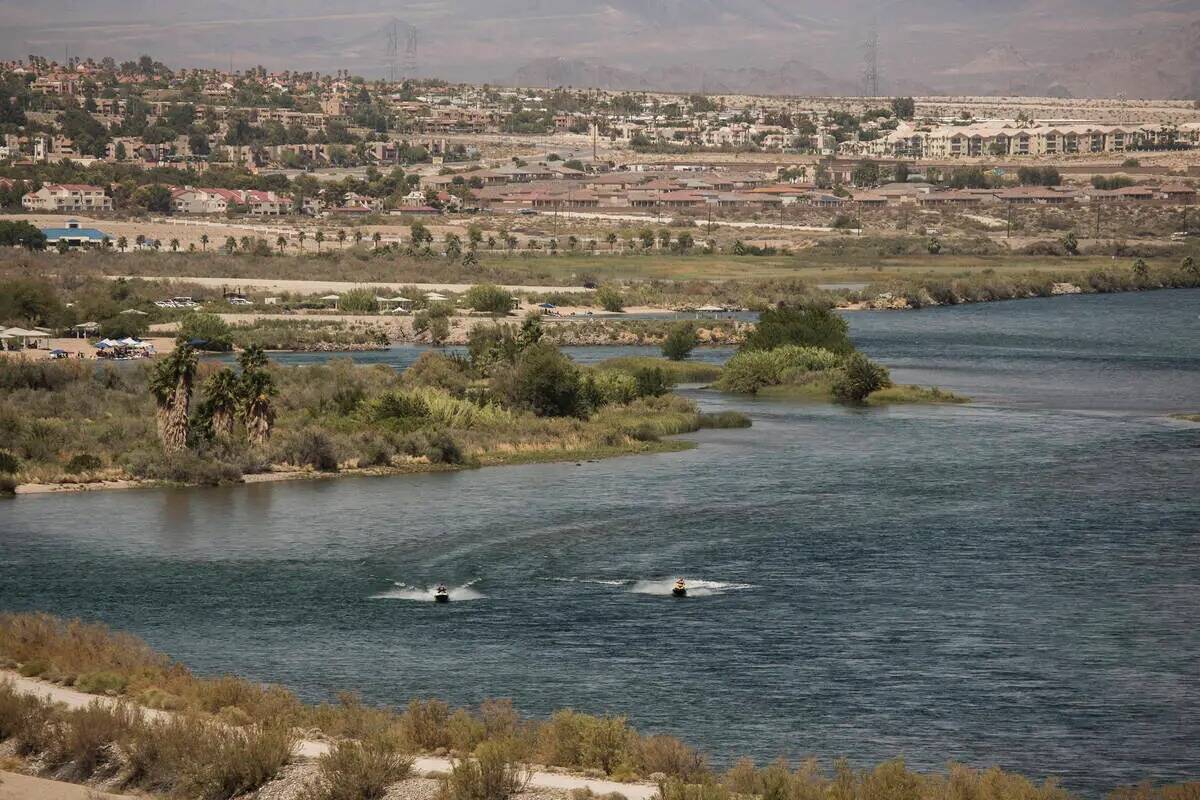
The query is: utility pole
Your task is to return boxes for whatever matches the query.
[1007,202,1012,239]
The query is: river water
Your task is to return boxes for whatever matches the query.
[2,290,1198,794]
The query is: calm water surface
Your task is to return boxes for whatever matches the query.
[3,290,1199,794]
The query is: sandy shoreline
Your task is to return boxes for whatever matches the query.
[12,441,692,497]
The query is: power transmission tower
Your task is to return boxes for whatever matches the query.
[403,26,419,80]
[386,19,400,83]
[862,20,880,98]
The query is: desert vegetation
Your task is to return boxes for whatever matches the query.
[711,304,965,405]
[0,318,747,490]
[0,613,1194,800]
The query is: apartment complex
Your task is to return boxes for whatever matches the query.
[21,183,113,212]
[870,121,1192,159]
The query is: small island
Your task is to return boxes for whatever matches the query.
[0,302,967,495]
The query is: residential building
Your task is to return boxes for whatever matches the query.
[22,183,113,212]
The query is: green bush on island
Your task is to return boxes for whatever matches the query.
[593,357,723,385]
[831,352,892,404]
[742,304,853,354]
[178,312,234,351]
[661,322,699,361]
[716,346,843,394]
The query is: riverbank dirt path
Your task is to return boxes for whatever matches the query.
[3,671,658,800]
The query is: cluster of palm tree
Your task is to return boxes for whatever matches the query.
[149,343,277,453]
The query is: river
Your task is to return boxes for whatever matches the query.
[2,290,1198,795]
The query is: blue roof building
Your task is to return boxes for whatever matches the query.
[41,219,111,248]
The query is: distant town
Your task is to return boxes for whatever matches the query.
[2,54,1200,229]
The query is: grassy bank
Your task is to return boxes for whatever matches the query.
[0,324,749,492]
[1,613,1195,800]
[708,307,966,407]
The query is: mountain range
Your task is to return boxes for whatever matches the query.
[1,1,1197,98]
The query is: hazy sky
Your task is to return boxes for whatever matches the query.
[2,1,1196,97]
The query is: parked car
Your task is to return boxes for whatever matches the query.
[227,297,253,306]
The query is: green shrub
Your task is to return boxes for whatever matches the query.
[582,715,633,774]
[586,371,640,407]
[364,390,432,430]
[303,735,413,800]
[0,450,19,474]
[64,453,104,474]
[50,700,139,779]
[404,352,472,397]
[138,687,186,710]
[831,353,891,404]
[697,412,752,429]
[448,708,488,754]
[465,284,515,316]
[122,714,295,800]
[661,323,698,361]
[743,305,852,354]
[637,735,707,782]
[75,670,128,695]
[423,431,465,465]
[716,351,781,394]
[336,288,379,313]
[401,698,450,750]
[278,429,340,471]
[179,312,234,351]
[632,366,671,398]
[595,285,625,312]
[443,740,529,800]
[18,658,50,677]
[494,344,588,418]
[0,680,55,750]
[717,347,841,394]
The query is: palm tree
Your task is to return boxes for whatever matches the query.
[135,234,146,249]
[200,368,240,439]
[200,234,209,251]
[336,228,347,248]
[116,235,127,252]
[371,231,381,250]
[606,232,618,251]
[353,230,363,247]
[314,230,325,252]
[239,344,269,373]
[148,341,198,453]
[169,238,180,252]
[225,236,237,253]
[240,235,252,252]
[238,346,275,445]
[276,235,287,254]
[101,235,112,249]
[297,230,307,252]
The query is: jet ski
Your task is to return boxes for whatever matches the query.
[672,579,687,598]
[433,585,450,603]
